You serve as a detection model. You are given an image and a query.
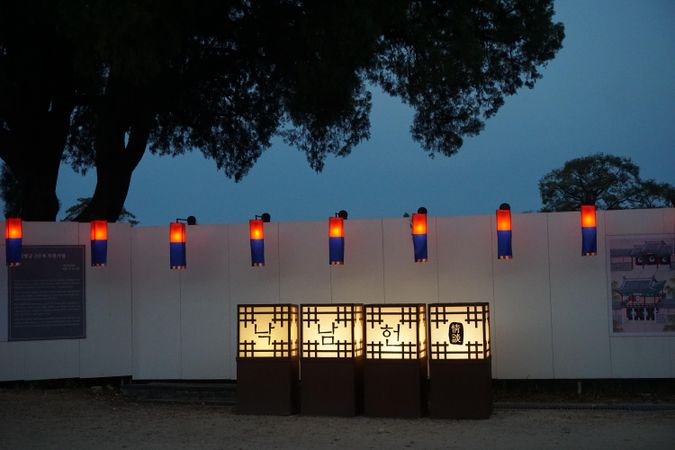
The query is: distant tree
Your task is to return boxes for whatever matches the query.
[62,197,139,226]
[2,1,565,222]
[539,153,674,211]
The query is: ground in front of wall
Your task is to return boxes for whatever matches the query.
[1,387,674,450]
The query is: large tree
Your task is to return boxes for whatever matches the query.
[539,153,674,211]
[1,0,565,221]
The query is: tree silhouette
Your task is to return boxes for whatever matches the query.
[1,1,565,221]
[539,153,674,211]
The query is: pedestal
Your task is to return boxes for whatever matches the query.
[237,358,299,415]
[300,358,363,416]
[363,358,427,417]
[429,358,492,419]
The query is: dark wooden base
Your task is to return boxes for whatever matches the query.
[300,358,363,416]
[429,359,492,419]
[363,358,427,417]
[237,358,299,415]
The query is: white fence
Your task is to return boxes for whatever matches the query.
[1,208,674,381]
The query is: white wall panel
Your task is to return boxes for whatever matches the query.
[229,223,280,303]
[78,223,133,378]
[330,219,385,303]
[24,340,80,380]
[382,218,438,304]
[610,337,672,378]
[0,343,25,380]
[22,222,81,379]
[180,224,230,379]
[227,222,281,379]
[436,215,497,375]
[436,215,493,302]
[278,221,330,303]
[548,211,611,378]
[605,208,668,235]
[132,227,181,379]
[492,213,553,379]
[664,208,675,233]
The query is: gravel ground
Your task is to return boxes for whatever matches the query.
[1,387,674,450]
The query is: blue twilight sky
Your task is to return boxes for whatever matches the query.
[52,0,674,225]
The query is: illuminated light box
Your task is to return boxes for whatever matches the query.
[411,213,428,262]
[300,304,364,416]
[249,219,265,267]
[581,205,597,256]
[5,218,22,267]
[237,304,299,415]
[90,220,108,267]
[428,303,492,419]
[363,304,427,417]
[496,203,513,260]
[169,222,187,269]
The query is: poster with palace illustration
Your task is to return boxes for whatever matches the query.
[608,234,675,334]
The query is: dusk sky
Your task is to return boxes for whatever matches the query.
[51,0,675,226]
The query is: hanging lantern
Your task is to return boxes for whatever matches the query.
[411,209,428,262]
[249,219,265,267]
[169,222,187,269]
[329,211,347,265]
[90,220,108,267]
[581,205,597,256]
[5,218,22,267]
[496,203,512,260]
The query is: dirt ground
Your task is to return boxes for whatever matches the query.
[1,387,674,450]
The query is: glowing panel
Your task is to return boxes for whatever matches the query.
[301,304,363,358]
[580,205,597,256]
[411,214,428,262]
[90,220,108,267]
[249,219,265,267]
[169,222,186,269]
[496,209,512,260]
[238,304,298,358]
[364,304,426,360]
[329,217,345,265]
[429,303,490,360]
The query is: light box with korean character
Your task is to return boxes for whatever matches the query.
[428,303,492,419]
[236,304,299,415]
[364,304,426,360]
[428,303,490,360]
[362,304,427,417]
[299,304,364,415]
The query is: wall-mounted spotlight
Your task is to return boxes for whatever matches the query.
[412,207,428,263]
[250,213,271,267]
[90,220,108,267]
[169,216,196,269]
[329,210,348,265]
[496,203,512,260]
[5,217,22,267]
[580,205,597,256]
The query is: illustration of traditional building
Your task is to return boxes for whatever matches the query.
[610,240,674,272]
[614,276,667,321]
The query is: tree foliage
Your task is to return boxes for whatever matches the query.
[539,153,674,211]
[62,197,138,226]
[1,0,565,221]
